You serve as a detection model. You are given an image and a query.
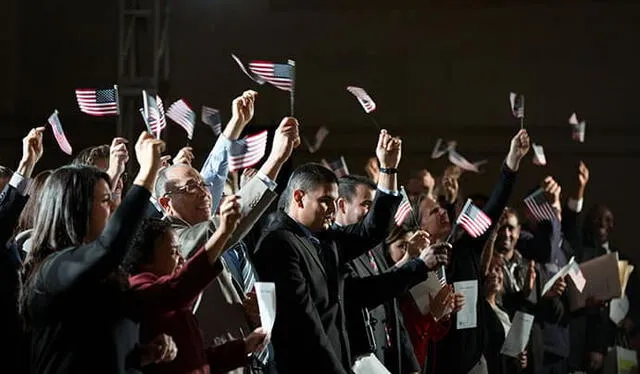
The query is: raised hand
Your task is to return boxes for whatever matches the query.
[172,146,194,166]
[376,129,402,169]
[231,90,258,129]
[442,176,459,204]
[541,176,562,215]
[523,260,537,296]
[406,230,431,258]
[269,117,301,164]
[419,242,451,270]
[543,276,567,299]
[505,129,530,171]
[577,161,590,200]
[218,194,242,237]
[107,137,129,183]
[18,127,45,177]
[133,131,166,191]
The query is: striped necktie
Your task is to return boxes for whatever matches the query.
[235,242,256,294]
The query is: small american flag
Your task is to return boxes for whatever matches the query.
[201,106,222,135]
[532,143,547,166]
[327,156,350,177]
[75,86,119,116]
[142,91,167,137]
[231,54,266,85]
[456,199,492,238]
[524,188,557,222]
[509,92,525,119]
[248,60,295,92]
[166,99,196,139]
[568,112,586,143]
[48,110,72,155]
[394,187,413,226]
[228,130,269,171]
[303,126,329,153]
[347,86,376,113]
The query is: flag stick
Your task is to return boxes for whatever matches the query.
[369,115,381,131]
[520,117,524,130]
[114,85,121,116]
[289,59,296,117]
[290,89,295,117]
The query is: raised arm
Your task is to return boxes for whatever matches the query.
[0,127,44,245]
[38,132,164,297]
[254,232,350,374]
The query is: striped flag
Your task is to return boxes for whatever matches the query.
[532,143,547,166]
[509,92,525,119]
[47,110,72,155]
[524,188,557,222]
[568,112,586,143]
[142,91,167,137]
[166,99,196,139]
[248,60,295,91]
[228,130,269,171]
[75,86,119,116]
[448,147,487,173]
[456,199,492,238]
[303,126,329,154]
[347,86,376,113]
[326,156,350,177]
[394,187,413,226]
[231,54,266,85]
[201,106,222,135]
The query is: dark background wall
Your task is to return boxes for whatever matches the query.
[1,0,639,261]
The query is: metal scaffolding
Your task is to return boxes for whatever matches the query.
[117,0,170,144]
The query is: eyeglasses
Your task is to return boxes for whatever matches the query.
[165,180,212,196]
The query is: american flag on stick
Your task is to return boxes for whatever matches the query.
[394,187,413,226]
[75,86,119,116]
[509,92,525,119]
[47,110,73,155]
[532,143,547,166]
[347,86,376,113]
[325,156,350,177]
[455,199,492,238]
[524,188,557,222]
[166,99,196,139]
[303,126,330,154]
[228,130,269,172]
[248,60,295,92]
[568,112,586,143]
[142,91,167,138]
[201,106,222,136]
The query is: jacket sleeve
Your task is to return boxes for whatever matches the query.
[129,247,223,317]
[36,185,151,298]
[254,231,350,374]
[206,338,249,374]
[329,191,402,263]
[0,179,30,248]
[344,258,429,309]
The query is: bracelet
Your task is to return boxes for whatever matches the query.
[379,167,398,174]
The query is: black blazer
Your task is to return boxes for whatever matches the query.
[253,191,401,374]
[344,245,425,373]
[0,183,30,373]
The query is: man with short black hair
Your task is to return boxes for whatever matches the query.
[254,130,404,374]
[0,166,13,193]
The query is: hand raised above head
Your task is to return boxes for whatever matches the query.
[505,129,530,171]
[375,129,402,169]
[231,90,258,128]
[172,146,194,166]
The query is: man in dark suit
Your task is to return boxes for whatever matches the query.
[0,127,44,374]
[335,174,448,374]
[253,130,403,374]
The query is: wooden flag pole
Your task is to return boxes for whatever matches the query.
[289,59,296,117]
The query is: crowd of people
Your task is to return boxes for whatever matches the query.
[0,89,637,374]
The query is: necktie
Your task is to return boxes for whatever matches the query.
[235,242,256,294]
[367,250,379,274]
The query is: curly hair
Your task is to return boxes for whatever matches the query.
[122,218,172,275]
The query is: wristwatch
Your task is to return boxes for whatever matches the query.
[379,167,398,174]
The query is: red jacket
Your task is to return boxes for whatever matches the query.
[129,247,247,374]
[398,294,451,370]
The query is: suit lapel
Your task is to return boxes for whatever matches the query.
[293,234,328,279]
[356,254,376,277]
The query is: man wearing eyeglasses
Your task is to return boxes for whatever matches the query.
[155,91,301,374]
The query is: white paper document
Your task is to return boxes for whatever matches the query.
[255,282,276,334]
[409,272,444,315]
[500,312,535,357]
[454,280,478,330]
[542,256,585,296]
[352,354,391,374]
[569,252,622,311]
[610,296,630,326]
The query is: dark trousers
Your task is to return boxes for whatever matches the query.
[535,352,568,374]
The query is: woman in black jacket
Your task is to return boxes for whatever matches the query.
[20,132,170,374]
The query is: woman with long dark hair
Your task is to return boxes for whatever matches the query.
[21,132,169,374]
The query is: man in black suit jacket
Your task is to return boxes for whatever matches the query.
[0,127,44,374]
[253,130,403,374]
[335,174,448,374]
